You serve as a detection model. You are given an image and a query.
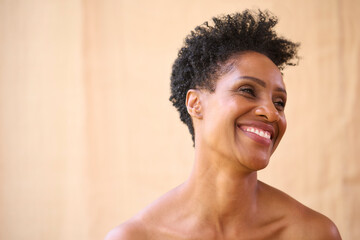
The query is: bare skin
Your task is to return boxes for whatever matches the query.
[105,52,341,240]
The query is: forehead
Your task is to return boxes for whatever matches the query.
[216,52,284,89]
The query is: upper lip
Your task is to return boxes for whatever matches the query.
[237,121,276,139]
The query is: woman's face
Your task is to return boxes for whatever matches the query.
[198,51,287,172]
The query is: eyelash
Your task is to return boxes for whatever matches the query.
[238,86,286,110]
[239,86,256,97]
[274,100,286,110]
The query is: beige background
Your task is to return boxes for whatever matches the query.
[0,0,359,239]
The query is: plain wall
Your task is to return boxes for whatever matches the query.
[0,0,359,239]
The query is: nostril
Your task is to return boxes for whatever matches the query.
[255,105,280,122]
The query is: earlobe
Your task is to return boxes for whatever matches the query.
[186,89,203,119]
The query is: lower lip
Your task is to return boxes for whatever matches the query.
[238,127,272,146]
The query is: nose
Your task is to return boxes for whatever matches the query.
[254,101,280,122]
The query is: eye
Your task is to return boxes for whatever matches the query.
[274,99,286,111]
[238,86,256,97]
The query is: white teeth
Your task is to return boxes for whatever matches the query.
[245,127,271,139]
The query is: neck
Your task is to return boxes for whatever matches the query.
[181,144,260,229]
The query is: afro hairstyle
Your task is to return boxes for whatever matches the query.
[169,9,300,144]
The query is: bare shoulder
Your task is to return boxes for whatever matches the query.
[286,204,342,240]
[104,185,183,240]
[104,218,148,240]
[258,181,342,240]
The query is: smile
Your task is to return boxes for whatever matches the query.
[244,127,271,139]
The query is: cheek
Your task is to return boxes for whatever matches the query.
[277,116,287,141]
[272,116,286,151]
[281,116,287,133]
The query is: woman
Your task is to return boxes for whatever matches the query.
[106,10,341,240]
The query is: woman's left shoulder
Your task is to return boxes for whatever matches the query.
[258,181,342,239]
[284,207,342,240]
[295,205,341,239]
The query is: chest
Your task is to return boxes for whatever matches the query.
[146,221,289,240]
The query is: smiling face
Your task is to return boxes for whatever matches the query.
[192,51,287,172]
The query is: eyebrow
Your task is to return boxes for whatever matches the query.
[237,76,287,94]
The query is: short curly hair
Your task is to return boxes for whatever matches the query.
[169,9,300,143]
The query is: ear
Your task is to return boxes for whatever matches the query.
[186,89,203,119]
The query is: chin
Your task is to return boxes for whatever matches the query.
[243,157,270,172]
